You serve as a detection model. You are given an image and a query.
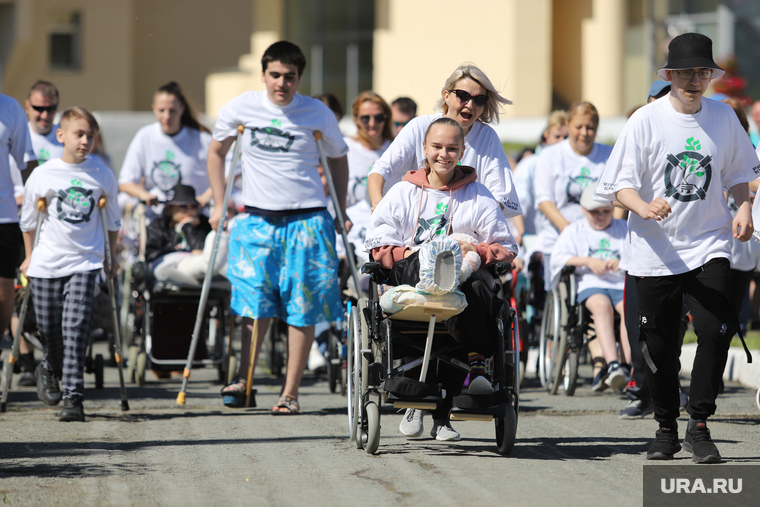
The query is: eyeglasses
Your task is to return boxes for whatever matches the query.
[29,104,58,114]
[451,89,488,107]
[672,69,712,80]
[177,204,199,210]
[393,120,409,128]
[359,114,387,125]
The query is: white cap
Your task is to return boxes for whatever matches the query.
[580,185,612,211]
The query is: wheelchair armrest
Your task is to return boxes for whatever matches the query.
[560,265,577,276]
[488,262,512,277]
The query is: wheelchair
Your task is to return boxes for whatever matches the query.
[538,266,619,395]
[347,260,520,455]
[122,206,234,387]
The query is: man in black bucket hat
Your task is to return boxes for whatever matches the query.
[595,32,759,463]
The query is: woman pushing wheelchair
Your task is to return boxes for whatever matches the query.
[365,117,517,441]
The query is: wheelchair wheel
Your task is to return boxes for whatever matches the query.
[538,290,559,389]
[358,298,370,397]
[347,306,361,443]
[362,401,380,455]
[94,354,104,390]
[135,351,147,387]
[563,351,579,396]
[327,327,339,394]
[495,404,517,455]
[126,345,139,384]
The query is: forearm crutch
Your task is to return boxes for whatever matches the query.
[99,197,129,411]
[1,198,46,412]
[313,131,363,298]
[177,125,245,405]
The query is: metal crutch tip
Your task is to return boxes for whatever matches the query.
[176,392,186,405]
[121,400,130,411]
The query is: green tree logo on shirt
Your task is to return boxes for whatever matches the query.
[151,149,182,193]
[38,148,51,164]
[566,166,597,204]
[56,178,95,223]
[249,121,295,153]
[588,237,620,260]
[413,202,449,244]
[663,137,712,202]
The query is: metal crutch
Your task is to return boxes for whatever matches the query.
[99,197,129,411]
[313,131,363,298]
[177,124,245,405]
[1,198,46,412]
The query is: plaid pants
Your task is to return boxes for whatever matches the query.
[31,270,98,399]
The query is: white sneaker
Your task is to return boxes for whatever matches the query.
[467,375,494,395]
[431,419,461,441]
[307,341,327,371]
[399,408,426,437]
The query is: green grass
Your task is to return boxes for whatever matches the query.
[683,329,760,350]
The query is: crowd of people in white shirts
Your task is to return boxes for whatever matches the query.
[2,34,758,463]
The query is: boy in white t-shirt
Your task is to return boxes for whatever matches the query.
[596,33,758,463]
[550,186,629,392]
[20,107,120,422]
[207,41,349,413]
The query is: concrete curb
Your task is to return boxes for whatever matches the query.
[680,343,760,389]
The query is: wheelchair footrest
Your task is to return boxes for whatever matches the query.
[383,377,441,399]
[452,389,509,412]
[385,391,444,411]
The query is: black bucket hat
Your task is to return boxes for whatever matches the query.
[162,184,199,206]
[658,32,725,80]
[657,33,726,80]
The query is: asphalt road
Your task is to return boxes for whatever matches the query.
[2,342,759,507]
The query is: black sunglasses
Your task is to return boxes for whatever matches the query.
[393,120,409,128]
[29,104,58,114]
[359,113,387,125]
[451,89,488,107]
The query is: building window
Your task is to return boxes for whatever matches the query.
[49,12,81,71]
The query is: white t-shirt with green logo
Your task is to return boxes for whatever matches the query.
[369,113,522,218]
[596,96,760,277]
[119,122,212,207]
[213,91,348,212]
[20,157,120,278]
[364,179,517,255]
[550,217,626,292]
[345,136,390,208]
[534,139,613,253]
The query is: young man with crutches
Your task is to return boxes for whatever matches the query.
[208,41,349,414]
[596,33,759,463]
[19,107,120,421]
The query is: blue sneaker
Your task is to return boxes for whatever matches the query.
[591,368,608,392]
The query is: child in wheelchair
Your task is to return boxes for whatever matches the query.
[365,117,517,440]
[550,185,630,391]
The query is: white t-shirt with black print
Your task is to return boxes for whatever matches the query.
[550,218,626,293]
[119,122,212,205]
[345,136,390,208]
[0,94,34,223]
[213,91,348,211]
[369,113,522,217]
[534,139,613,253]
[20,157,121,278]
[365,180,517,255]
[596,96,760,277]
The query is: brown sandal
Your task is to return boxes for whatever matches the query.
[271,395,299,415]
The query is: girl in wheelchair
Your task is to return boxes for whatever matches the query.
[550,185,630,391]
[365,117,517,440]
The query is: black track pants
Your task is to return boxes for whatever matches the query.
[635,258,734,424]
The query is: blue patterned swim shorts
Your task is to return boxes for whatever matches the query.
[227,210,340,327]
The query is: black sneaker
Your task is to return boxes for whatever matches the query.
[646,427,681,460]
[18,371,36,387]
[35,363,61,405]
[683,422,721,463]
[59,397,85,422]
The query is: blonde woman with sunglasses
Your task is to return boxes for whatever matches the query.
[367,64,521,220]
